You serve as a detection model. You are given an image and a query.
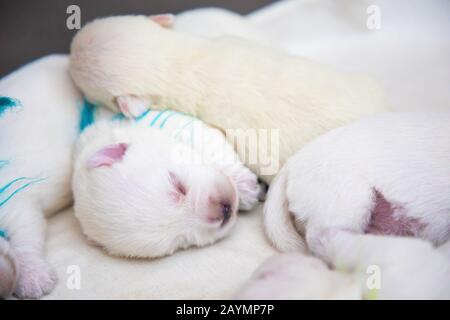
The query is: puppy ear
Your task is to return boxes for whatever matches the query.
[149,14,174,28]
[168,171,187,202]
[87,143,128,169]
[116,95,150,119]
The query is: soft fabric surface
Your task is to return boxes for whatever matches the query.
[46,205,274,299]
[44,0,450,299]
[249,0,450,112]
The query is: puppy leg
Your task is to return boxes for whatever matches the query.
[4,203,57,299]
[264,163,373,252]
[308,228,450,299]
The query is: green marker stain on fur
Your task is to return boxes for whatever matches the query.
[0,96,22,117]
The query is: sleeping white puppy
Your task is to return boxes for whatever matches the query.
[69,15,390,182]
[72,111,260,258]
[264,112,450,299]
[0,55,259,298]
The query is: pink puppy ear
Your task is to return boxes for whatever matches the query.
[149,14,175,28]
[87,143,128,169]
[168,171,187,203]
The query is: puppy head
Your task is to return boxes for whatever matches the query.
[73,131,238,258]
[69,14,185,113]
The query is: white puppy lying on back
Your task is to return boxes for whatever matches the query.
[69,15,389,182]
[264,112,450,299]
[0,55,259,298]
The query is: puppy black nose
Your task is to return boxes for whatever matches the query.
[220,203,232,226]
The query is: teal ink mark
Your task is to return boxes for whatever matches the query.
[0,229,7,239]
[0,160,9,170]
[0,96,22,117]
[150,109,169,127]
[0,177,31,193]
[159,111,177,128]
[77,98,201,146]
[112,113,126,121]
[0,176,46,208]
[134,109,151,122]
[79,99,97,132]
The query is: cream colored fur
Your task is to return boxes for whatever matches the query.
[36,0,449,299]
[69,15,390,182]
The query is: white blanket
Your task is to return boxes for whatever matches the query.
[44,0,450,299]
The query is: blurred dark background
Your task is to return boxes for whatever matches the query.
[0,0,274,77]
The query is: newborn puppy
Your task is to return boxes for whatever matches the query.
[72,112,260,258]
[0,55,259,298]
[234,253,361,300]
[264,112,450,299]
[0,56,78,298]
[69,15,389,182]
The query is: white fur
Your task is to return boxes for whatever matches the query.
[0,237,17,298]
[316,230,450,299]
[69,15,389,182]
[73,117,260,257]
[234,253,361,300]
[0,55,259,297]
[263,112,450,299]
[0,55,78,298]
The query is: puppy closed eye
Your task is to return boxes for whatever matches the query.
[168,171,187,202]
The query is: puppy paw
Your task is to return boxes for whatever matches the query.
[234,168,261,211]
[0,239,18,298]
[14,257,57,299]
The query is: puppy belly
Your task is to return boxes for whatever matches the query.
[365,190,427,237]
